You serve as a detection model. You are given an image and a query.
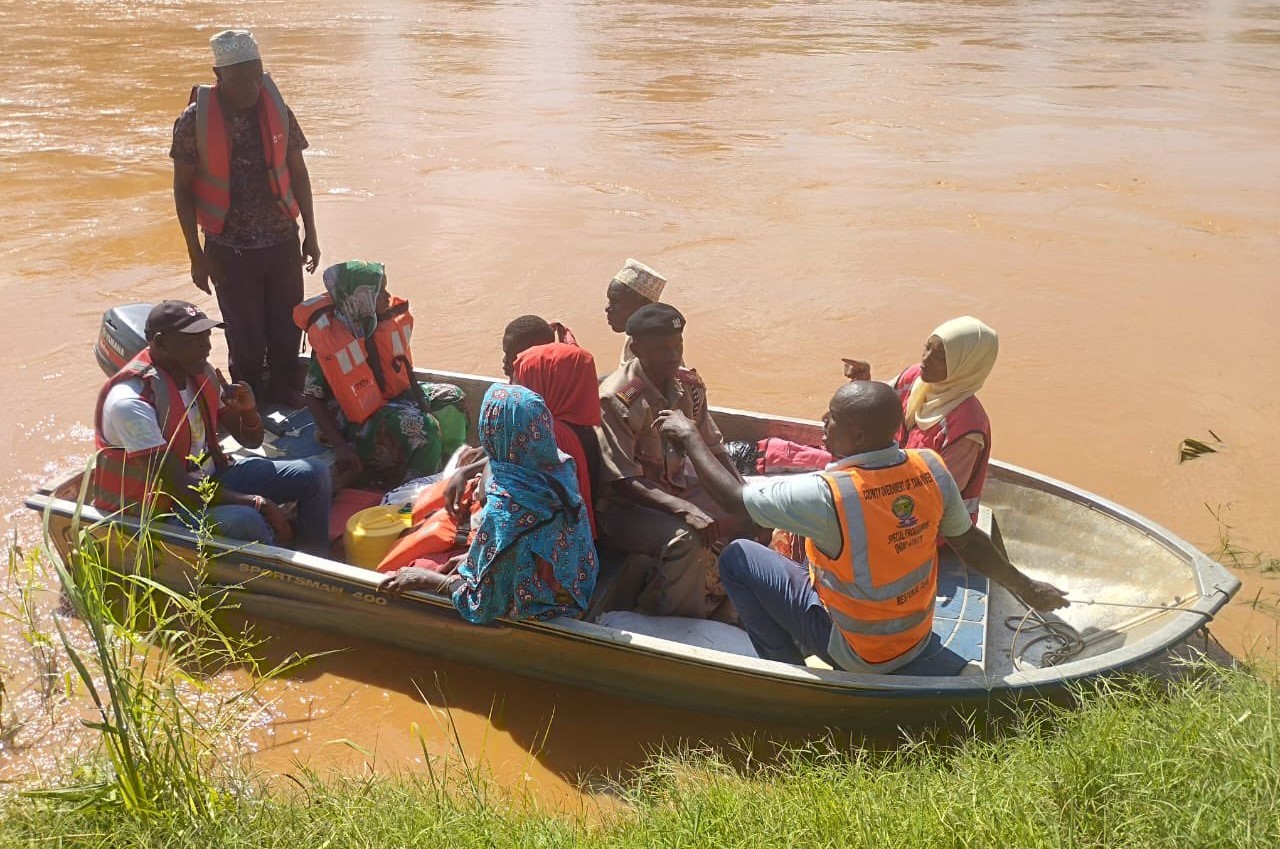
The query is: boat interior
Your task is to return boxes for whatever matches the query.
[34,366,1231,684]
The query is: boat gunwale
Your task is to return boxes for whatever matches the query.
[23,377,1240,698]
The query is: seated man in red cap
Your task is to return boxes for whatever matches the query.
[595,303,747,619]
[92,300,331,554]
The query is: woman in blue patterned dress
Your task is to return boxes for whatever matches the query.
[379,384,598,623]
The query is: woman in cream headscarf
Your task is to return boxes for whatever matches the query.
[750,315,996,566]
[894,316,998,519]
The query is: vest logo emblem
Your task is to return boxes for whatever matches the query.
[892,495,918,528]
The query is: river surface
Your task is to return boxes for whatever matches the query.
[1,0,1278,805]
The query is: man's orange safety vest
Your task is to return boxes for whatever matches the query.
[805,450,947,665]
[294,293,415,425]
[190,75,300,235]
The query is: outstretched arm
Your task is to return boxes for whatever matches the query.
[946,525,1069,611]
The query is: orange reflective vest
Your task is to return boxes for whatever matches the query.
[294,293,415,425]
[190,75,300,235]
[92,349,227,515]
[805,450,947,665]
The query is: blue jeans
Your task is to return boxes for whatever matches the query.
[718,539,837,667]
[175,457,331,555]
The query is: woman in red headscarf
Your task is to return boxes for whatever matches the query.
[511,342,602,535]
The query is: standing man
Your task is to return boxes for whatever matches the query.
[596,303,746,618]
[604,258,666,366]
[656,381,1067,672]
[171,29,320,405]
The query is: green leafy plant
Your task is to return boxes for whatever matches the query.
[27,456,307,822]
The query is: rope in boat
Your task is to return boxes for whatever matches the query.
[1005,595,1215,670]
[1006,609,1086,670]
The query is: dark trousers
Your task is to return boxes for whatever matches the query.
[718,539,837,666]
[206,233,304,400]
[171,456,332,556]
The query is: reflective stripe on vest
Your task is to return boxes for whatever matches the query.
[191,75,300,235]
[335,339,367,375]
[805,450,946,665]
[294,293,416,425]
[828,598,935,636]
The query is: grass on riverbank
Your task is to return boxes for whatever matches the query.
[1,658,1276,849]
[4,485,1276,847]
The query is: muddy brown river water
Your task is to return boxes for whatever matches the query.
[1,0,1277,805]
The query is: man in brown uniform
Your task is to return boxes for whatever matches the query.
[596,303,746,618]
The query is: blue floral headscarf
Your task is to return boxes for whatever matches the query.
[451,384,598,624]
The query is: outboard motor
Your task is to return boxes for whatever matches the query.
[95,303,153,377]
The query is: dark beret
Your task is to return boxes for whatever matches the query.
[625,303,686,338]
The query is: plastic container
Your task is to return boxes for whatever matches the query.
[344,505,412,569]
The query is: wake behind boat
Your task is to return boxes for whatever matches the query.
[28,346,1239,729]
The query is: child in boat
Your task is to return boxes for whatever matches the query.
[500,315,555,378]
[890,316,996,522]
[499,314,577,378]
[379,384,598,624]
[458,324,601,537]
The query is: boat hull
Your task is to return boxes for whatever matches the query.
[28,368,1240,729]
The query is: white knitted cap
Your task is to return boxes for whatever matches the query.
[210,29,260,68]
[611,258,666,301]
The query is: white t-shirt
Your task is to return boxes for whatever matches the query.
[101,377,218,475]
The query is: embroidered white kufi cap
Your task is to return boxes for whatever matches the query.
[210,29,261,68]
[611,258,667,301]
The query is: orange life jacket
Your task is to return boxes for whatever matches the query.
[805,450,947,665]
[190,75,300,235]
[294,293,415,425]
[92,349,226,515]
[376,479,478,573]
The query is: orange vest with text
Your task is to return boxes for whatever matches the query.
[190,75,300,235]
[805,450,947,665]
[91,349,227,515]
[294,294,415,425]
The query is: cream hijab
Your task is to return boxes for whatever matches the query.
[904,316,999,432]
